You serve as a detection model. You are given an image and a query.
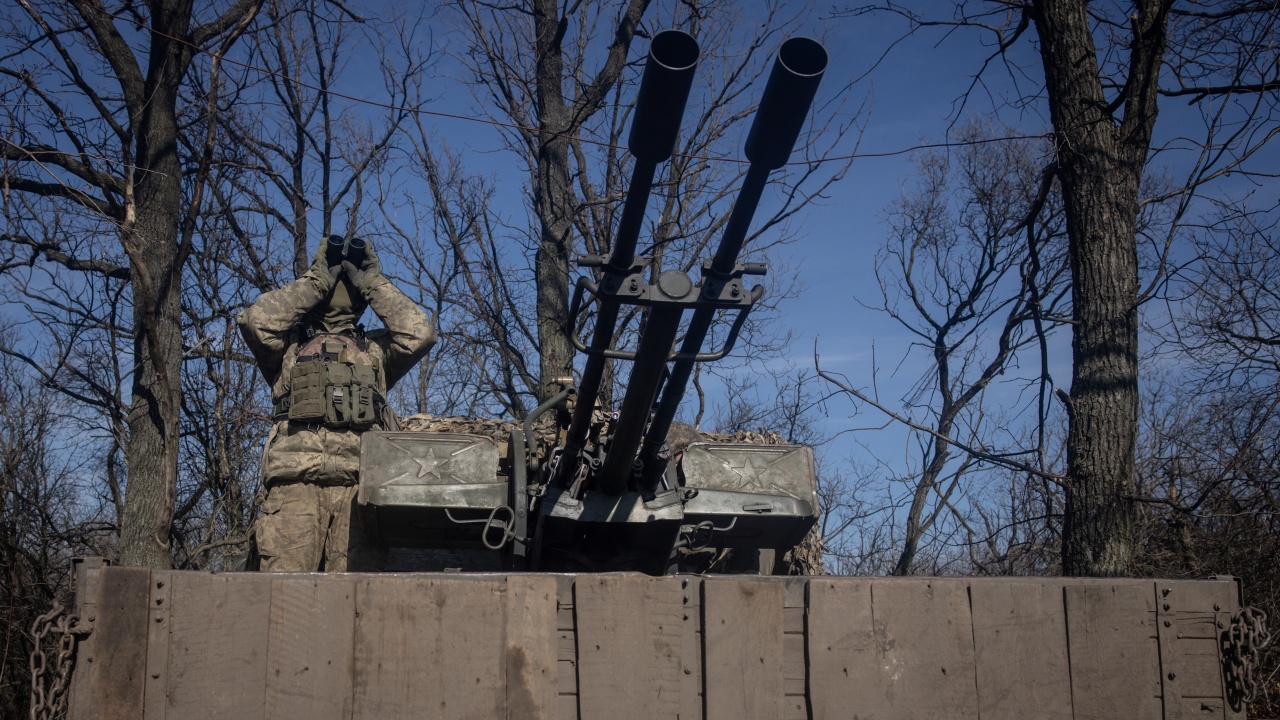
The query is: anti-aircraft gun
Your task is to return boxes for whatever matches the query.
[357,30,829,574]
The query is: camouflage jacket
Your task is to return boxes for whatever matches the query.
[238,269,436,486]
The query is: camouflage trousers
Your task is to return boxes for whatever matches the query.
[256,482,387,572]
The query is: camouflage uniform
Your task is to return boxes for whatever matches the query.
[239,242,436,572]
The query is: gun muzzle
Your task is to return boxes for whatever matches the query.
[628,30,700,164]
[744,37,829,170]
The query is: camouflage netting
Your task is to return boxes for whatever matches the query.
[782,526,825,575]
[391,415,825,575]
[400,414,789,447]
[399,413,561,451]
[400,413,524,438]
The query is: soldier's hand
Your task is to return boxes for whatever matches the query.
[342,241,386,295]
[309,242,343,292]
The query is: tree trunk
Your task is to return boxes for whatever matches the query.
[1033,0,1168,576]
[531,0,575,400]
[115,0,195,568]
[527,0,648,400]
[533,132,576,400]
[117,196,184,569]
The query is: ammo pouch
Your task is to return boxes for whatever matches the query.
[287,361,328,421]
[350,365,378,428]
[281,338,383,430]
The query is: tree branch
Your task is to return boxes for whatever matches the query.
[1,234,130,279]
[816,347,1066,484]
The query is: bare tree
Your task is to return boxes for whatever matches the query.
[836,0,1280,575]
[1,0,263,568]
[0,197,133,530]
[820,123,1071,574]
[1170,202,1280,393]
[815,459,902,576]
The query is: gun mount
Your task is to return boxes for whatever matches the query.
[358,31,829,574]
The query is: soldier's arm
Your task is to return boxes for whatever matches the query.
[237,273,329,385]
[364,278,436,390]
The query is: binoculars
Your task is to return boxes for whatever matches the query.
[326,235,367,267]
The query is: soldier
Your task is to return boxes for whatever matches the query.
[239,236,436,572]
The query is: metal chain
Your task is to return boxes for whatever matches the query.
[1221,606,1271,708]
[28,603,84,720]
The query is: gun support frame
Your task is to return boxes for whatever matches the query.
[566,266,765,362]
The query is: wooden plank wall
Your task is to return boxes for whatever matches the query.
[67,570,1242,720]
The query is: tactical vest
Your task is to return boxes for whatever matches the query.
[273,333,385,430]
